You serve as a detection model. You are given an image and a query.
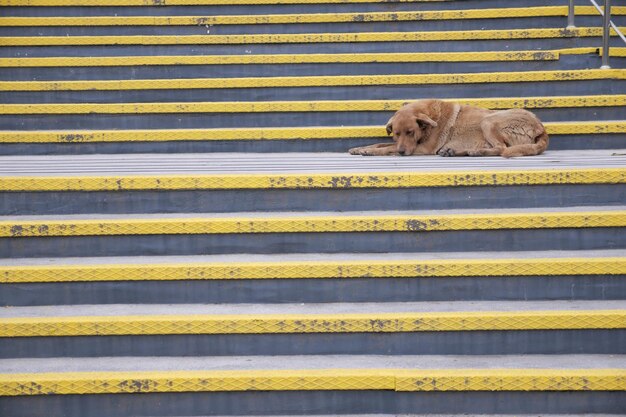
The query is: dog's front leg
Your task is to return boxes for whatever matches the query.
[349,143,398,156]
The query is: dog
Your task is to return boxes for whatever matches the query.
[349,99,548,158]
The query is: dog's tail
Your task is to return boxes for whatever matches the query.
[501,127,549,158]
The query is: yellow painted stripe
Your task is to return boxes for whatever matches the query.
[3,69,624,92]
[1,368,623,396]
[2,310,625,337]
[1,121,623,143]
[2,7,624,27]
[0,50,562,68]
[2,168,625,192]
[394,369,626,392]
[2,257,625,283]
[0,0,448,5]
[2,95,624,115]
[607,48,626,57]
[2,211,625,238]
[1,27,622,46]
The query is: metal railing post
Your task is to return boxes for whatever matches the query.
[601,0,611,69]
[567,0,576,29]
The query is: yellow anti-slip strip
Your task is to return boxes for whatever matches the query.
[2,95,624,115]
[1,368,624,396]
[2,257,625,283]
[2,310,625,337]
[2,7,624,26]
[1,121,623,143]
[1,27,623,46]
[2,211,625,238]
[0,50,564,68]
[2,47,608,68]
[0,0,447,5]
[2,168,625,192]
[3,69,624,92]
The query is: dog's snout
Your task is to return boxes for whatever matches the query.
[398,147,406,155]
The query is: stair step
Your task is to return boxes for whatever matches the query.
[1,301,624,357]
[1,150,624,215]
[2,250,624,305]
[4,7,621,27]
[3,249,624,281]
[2,149,624,175]
[5,69,623,92]
[3,95,622,130]
[0,355,623,416]
[3,27,620,47]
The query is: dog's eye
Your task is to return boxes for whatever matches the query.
[407,130,414,135]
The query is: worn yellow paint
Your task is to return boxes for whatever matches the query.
[1,27,622,46]
[2,69,623,92]
[394,369,626,392]
[2,95,624,114]
[1,368,623,396]
[2,210,625,238]
[0,0,448,5]
[1,309,625,337]
[2,257,625,283]
[2,7,624,27]
[1,168,625,192]
[0,121,622,143]
[0,50,562,68]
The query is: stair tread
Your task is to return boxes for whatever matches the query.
[2,205,623,222]
[1,355,624,374]
[2,300,624,318]
[2,248,623,267]
[1,149,625,176]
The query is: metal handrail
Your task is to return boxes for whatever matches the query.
[568,0,626,68]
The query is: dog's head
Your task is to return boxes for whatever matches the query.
[386,101,438,155]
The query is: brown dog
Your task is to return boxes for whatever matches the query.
[349,99,548,158]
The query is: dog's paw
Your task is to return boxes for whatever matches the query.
[349,147,374,156]
[437,147,456,157]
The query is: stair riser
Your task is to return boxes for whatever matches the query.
[2,37,613,57]
[2,330,625,358]
[5,81,625,104]
[2,133,622,155]
[1,391,624,416]
[3,276,624,306]
[2,108,621,130]
[3,185,624,215]
[2,229,624,258]
[1,17,608,37]
[0,58,603,81]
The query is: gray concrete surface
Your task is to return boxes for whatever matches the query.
[1,300,624,318]
[1,249,623,266]
[0,150,624,176]
[2,205,624,222]
[0,355,624,374]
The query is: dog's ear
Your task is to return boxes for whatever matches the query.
[415,113,438,129]
[385,116,394,135]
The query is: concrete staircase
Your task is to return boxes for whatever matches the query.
[0,0,625,415]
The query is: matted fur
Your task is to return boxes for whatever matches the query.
[349,99,549,158]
